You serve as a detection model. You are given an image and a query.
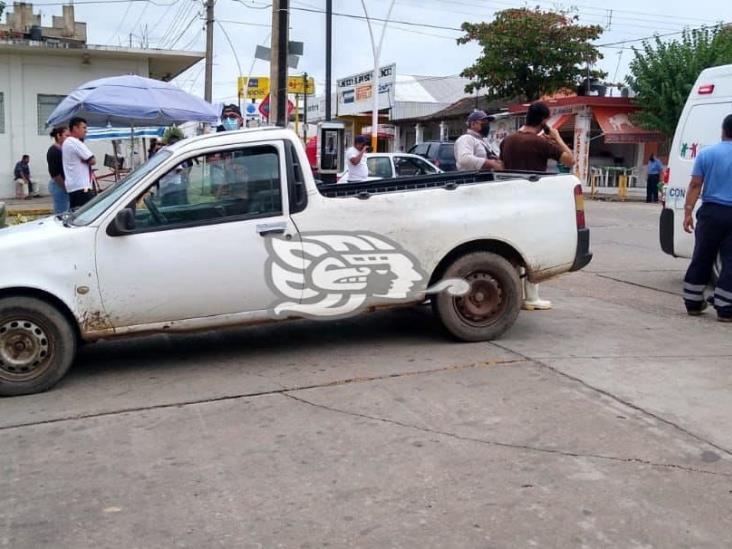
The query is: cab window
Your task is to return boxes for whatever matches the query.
[394,156,438,176]
[130,145,281,231]
[367,157,393,179]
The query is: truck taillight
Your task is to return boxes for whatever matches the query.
[698,84,715,95]
[662,167,670,184]
[574,184,586,229]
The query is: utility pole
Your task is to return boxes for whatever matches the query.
[303,72,308,142]
[270,0,289,127]
[204,0,215,103]
[325,0,332,121]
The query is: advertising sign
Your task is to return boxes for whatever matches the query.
[288,76,316,95]
[336,63,396,116]
[238,76,270,100]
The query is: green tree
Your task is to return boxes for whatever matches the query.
[162,126,185,144]
[626,26,732,138]
[458,8,605,101]
[0,2,5,18]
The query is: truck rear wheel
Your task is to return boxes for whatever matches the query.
[432,251,521,342]
[0,297,76,397]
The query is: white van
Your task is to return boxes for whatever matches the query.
[660,64,732,260]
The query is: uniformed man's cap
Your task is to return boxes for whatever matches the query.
[467,110,495,125]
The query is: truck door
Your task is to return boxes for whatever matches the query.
[94,140,301,327]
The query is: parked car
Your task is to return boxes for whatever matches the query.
[337,152,441,182]
[408,141,456,171]
[0,128,591,395]
[660,63,732,278]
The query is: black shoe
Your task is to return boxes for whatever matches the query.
[718,315,732,323]
[687,301,708,316]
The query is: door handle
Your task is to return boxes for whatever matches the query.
[256,222,287,237]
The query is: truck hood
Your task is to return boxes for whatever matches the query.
[0,216,87,261]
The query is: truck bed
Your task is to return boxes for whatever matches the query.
[317,170,552,199]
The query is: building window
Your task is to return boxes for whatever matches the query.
[0,92,5,134]
[37,94,66,135]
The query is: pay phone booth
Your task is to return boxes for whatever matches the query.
[317,122,345,184]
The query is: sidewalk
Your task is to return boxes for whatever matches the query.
[583,185,647,202]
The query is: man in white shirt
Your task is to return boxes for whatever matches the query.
[454,110,503,172]
[62,117,96,209]
[345,135,370,182]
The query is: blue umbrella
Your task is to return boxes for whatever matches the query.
[46,74,220,127]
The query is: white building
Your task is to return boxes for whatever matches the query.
[0,3,203,198]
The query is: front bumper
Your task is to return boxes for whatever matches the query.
[569,228,592,272]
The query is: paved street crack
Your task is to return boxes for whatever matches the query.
[0,358,526,432]
[282,393,732,477]
[492,342,732,459]
[593,273,681,296]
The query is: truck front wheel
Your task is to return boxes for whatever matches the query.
[0,297,77,397]
[432,251,521,342]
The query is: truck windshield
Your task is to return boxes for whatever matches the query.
[70,150,172,226]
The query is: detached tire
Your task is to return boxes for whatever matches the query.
[0,297,77,397]
[432,251,521,342]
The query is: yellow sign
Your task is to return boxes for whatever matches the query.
[238,76,270,99]
[287,75,315,95]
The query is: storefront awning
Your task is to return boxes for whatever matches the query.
[547,113,573,130]
[593,107,663,143]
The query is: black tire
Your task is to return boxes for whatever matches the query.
[432,251,521,342]
[0,297,77,397]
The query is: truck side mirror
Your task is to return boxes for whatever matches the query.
[107,208,136,236]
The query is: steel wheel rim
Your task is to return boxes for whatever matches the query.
[452,271,506,327]
[0,319,52,382]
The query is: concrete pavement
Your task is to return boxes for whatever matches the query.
[1,200,731,548]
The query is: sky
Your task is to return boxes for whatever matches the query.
[18,0,732,103]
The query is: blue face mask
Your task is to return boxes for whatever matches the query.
[222,118,239,131]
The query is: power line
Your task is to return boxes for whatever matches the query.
[107,1,135,45]
[168,14,202,49]
[595,24,725,48]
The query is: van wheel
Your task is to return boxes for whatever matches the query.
[432,252,521,341]
[0,297,77,397]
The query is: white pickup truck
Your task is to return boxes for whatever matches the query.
[0,128,591,396]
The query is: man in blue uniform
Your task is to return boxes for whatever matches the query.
[682,113,732,322]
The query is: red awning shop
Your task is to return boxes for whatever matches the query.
[508,97,664,186]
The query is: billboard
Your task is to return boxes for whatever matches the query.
[238,76,270,100]
[336,63,396,116]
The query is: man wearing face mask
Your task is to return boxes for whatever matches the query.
[219,104,244,132]
[454,110,503,172]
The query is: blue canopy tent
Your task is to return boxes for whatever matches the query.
[47,75,220,181]
[46,74,220,127]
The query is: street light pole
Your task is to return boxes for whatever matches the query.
[360,0,396,152]
[204,0,214,102]
[216,21,243,111]
[325,0,333,121]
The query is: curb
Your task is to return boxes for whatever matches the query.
[6,208,53,217]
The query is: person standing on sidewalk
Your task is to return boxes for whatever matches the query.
[47,126,70,214]
[646,154,663,203]
[454,110,503,172]
[500,101,575,311]
[682,114,732,322]
[62,117,96,210]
